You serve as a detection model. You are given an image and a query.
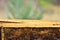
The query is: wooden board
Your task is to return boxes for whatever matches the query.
[0,19,60,27]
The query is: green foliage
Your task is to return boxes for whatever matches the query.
[39,0,53,9]
[7,0,52,19]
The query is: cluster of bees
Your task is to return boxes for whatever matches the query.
[2,28,60,40]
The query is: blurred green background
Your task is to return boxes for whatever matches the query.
[1,0,60,21]
[6,0,52,19]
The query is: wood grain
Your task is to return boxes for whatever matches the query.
[0,19,60,27]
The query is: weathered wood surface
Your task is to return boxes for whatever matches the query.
[0,19,60,27]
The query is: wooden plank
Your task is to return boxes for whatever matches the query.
[0,19,60,27]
